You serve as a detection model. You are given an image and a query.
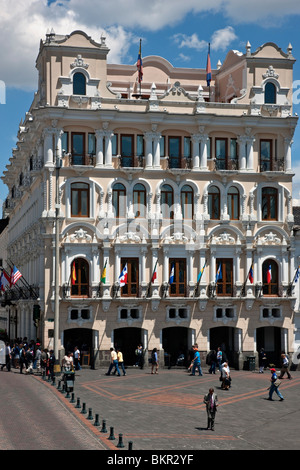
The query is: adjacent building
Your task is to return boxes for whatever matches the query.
[1,30,298,368]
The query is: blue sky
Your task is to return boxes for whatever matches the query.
[1,0,300,209]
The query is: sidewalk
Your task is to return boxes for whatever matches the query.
[35,365,300,451]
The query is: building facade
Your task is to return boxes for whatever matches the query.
[1,30,298,368]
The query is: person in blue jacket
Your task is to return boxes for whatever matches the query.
[190,344,203,376]
[267,368,284,401]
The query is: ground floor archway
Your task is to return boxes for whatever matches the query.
[162,326,192,367]
[256,326,282,367]
[114,327,145,366]
[209,326,237,367]
[63,328,94,367]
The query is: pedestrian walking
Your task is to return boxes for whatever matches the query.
[25,348,34,374]
[208,350,217,374]
[19,345,28,374]
[203,388,218,431]
[190,345,203,376]
[73,346,81,371]
[113,348,126,376]
[135,344,144,369]
[62,352,74,372]
[278,351,292,380]
[35,347,42,374]
[151,348,159,374]
[220,362,231,390]
[217,347,223,371]
[49,350,56,380]
[105,347,121,376]
[267,368,284,401]
[259,348,267,373]
[0,342,11,372]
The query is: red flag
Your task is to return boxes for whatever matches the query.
[266,264,272,284]
[137,39,143,84]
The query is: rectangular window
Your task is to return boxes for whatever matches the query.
[215,138,227,170]
[160,136,165,157]
[71,132,85,165]
[121,258,139,297]
[184,137,191,158]
[121,134,134,167]
[62,132,69,153]
[136,135,144,157]
[88,133,96,155]
[168,137,181,168]
[216,258,233,296]
[112,134,118,156]
[169,258,186,297]
[260,140,272,172]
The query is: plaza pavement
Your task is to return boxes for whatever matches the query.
[34,364,300,452]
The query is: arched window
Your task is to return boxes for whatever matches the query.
[181,185,194,219]
[71,182,89,217]
[264,82,276,104]
[133,183,146,218]
[262,187,278,221]
[161,184,174,220]
[71,258,89,297]
[208,185,220,220]
[262,259,278,296]
[227,186,239,220]
[112,183,126,218]
[73,72,86,95]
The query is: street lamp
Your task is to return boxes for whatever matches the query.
[54,148,62,366]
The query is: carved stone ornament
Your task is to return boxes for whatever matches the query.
[117,232,141,243]
[257,231,281,245]
[69,228,92,242]
[163,232,189,244]
[262,65,279,80]
[71,55,89,69]
[211,231,235,245]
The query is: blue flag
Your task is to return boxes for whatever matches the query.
[215,263,222,283]
[169,264,175,284]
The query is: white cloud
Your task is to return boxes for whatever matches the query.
[173,33,207,51]
[210,26,237,51]
[0,0,300,90]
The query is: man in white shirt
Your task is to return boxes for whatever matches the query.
[105,347,121,376]
[74,346,81,371]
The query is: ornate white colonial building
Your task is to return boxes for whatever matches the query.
[1,30,298,368]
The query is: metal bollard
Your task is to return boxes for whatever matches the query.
[65,389,71,399]
[57,380,62,391]
[42,371,46,381]
[75,397,81,409]
[100,419,107,433]
[51,376,56,386]
[70,392,75,404]
[94,414,100,426]
[108,427,116,440]
[116,434,125,448]
[87,408,93,420]
[81,403,87,414]
[128,441,133,450]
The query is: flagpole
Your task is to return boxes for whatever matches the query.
[208,43,211,102]
[7,260,39,298]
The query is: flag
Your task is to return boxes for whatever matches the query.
[151,260,158,283]
[294,265,300,283]
[119,263,128,287]
[10,265,22,285]
[197,260,206,284]
[137,39,143,83]
[101,260,107,284]
[206,43,212,87]
[266,264,272,284]
[0,270,10,291]
[169,263,175,284]
[215,263,222,283]
[71,261,76,285]
[248,264,254,284]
